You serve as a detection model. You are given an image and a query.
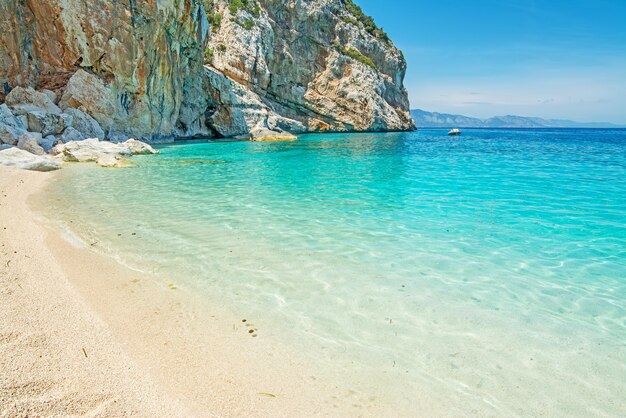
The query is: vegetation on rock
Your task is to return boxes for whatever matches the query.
[334,42,377,70]
[344,0,391,44]
[236,17,255,30]
[208,12,222,32]
[228,0,260,17]
[204,47,214,63]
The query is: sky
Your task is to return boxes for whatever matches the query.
[357,0,626,123]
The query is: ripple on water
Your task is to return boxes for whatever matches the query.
[44,129,626,416]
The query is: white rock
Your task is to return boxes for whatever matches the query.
[17,132,45,155]
[55,138,157,162]
[0,147,61,171]
[96,154,132,168]
[58,138,128,162]
[5,86,61,114]
[124,138,158,155]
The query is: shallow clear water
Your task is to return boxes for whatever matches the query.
[45,129,626,416]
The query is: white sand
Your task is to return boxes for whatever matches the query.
[0,166,389,416]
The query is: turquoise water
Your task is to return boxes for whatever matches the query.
[46,129,625,416]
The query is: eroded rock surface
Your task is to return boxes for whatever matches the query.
[0,0,414,141]
[206,0,414,134]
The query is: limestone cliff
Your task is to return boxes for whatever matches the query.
[0,0,414,141]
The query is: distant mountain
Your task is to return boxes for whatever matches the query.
[411,109,625,129]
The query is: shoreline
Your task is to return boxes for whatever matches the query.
[0,165,394,416]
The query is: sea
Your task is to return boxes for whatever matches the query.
[42,128,626,416]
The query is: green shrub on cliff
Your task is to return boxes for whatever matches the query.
[334,41,377,70]
[208,12,222,32]
[344,0,391,44]
[228,0,260,17]
[235,17,254,30]
[342,16,359,26]
[204,47,214,63]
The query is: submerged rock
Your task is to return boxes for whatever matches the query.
[96,154,132,168]
[0,147,61,171]
[249,128,298,142]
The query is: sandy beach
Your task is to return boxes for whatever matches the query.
[0,165,389,417]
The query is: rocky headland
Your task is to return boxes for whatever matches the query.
[0,0,414,170]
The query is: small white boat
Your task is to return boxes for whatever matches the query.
[448,128,461,136]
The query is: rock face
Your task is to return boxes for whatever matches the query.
[0,0,210,141]
[0,0,413,141]
[206,0,414,133]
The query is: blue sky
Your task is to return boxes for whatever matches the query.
[357,0,626,123]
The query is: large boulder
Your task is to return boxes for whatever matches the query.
[124,139,158,155]
[62,108,105,140]
[54,138,158,162]
[55,138,128,162]
[59,70,113,133]
[5,86,61,114]
[25,109,70,136]
[17,132,45,155]
[0,147,61,171]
